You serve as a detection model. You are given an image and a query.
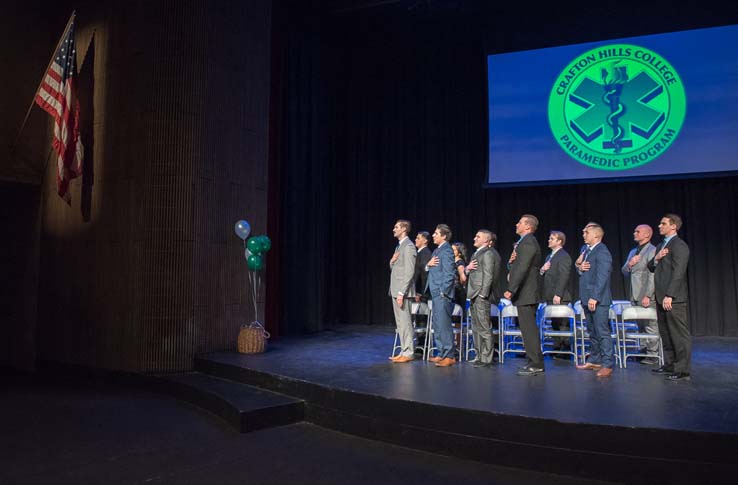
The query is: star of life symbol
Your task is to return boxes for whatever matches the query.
[548,44,686,171]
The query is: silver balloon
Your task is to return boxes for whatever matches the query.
[234,220,251,240]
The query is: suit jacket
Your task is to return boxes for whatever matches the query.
[541,248,572,302]
[647,235,689,303]
[426,242,455,299]
[466,246,501,303]
[621,242,656,303]
[578,242,613,306]
[414,246,432,297]
[507,233,541,306]
[388,238,417,298]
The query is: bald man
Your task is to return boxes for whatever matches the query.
[621,224,659,364]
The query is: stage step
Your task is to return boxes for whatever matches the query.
[154,372,304,433]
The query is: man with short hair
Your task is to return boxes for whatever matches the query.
[575,223,614,377]
[504,215,544,376]
[412,231,433,355]
[465,229,501,367]
[414,232,432,303]
[648,214,691,381]
[540,230,572,355]
[621,224,659,365]
[388,220,417,363]
[426,224,457,367]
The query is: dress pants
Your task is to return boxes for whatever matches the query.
[470,296,494,364]
[657,301,691,373]
[583,304,614,368]
[391,296,414,357]
[517,304,543,368]
[431,295,455,359]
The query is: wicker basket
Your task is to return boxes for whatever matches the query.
[238,321,270,354]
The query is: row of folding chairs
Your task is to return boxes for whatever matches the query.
[392,298,664,368]
[496,299,664,367]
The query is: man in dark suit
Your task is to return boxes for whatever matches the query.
[575,222,614,377]
[412,231,432,356]
[465,229,501,367]
[504,214,544,376]
[426,224,457,367]
[414,231,432,302]
[540,230,572,354]
[648,213,691,381]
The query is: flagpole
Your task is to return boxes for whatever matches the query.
[9,11,76,153]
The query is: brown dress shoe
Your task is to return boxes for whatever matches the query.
[428,356,442,363]
[576,363,602,370]
[435,357,457,367]
[393,355,414,363]
[596,367,613,377]
[389,355,401,361]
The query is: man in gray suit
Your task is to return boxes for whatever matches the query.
[465,230,501,367]
[648,213,691,381]
[621,224,659,364]
[389,219,417,363]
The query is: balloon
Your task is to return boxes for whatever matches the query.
[234,220,251,240]
[247,236,262,254]
[244,247,252,259]
[259,235,272,252]
[247,254,264,271]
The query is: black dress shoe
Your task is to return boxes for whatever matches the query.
[652,366,674,374]
[666,372,691,381]
[473,360,490,368]
[517,366,544,376]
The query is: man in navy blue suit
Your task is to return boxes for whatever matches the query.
[426,224,457,367]
[575,222,615,377]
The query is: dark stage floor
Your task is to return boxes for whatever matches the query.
[0,374,609,485]
[204,325,738,435]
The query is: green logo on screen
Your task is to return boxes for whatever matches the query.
[548,44,686,170]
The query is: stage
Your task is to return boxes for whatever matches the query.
[188,325,738,483]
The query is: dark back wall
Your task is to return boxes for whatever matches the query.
[278,1,738,337]
[2,0,272,373]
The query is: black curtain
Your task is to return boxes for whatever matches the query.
[277,2,738,337]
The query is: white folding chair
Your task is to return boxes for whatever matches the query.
[540,304,578,363]
[620,306,664,368]
[499,304,524,363]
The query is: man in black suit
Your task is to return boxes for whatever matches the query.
[465,229,501,367]
[414,231,432,302]
[412,231,432,355]
[539,230,572,354]
[504,214,544,376]
[648,213,691,381]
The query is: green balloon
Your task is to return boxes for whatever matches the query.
[247,254,264,271]
[247,236,262,255]
[259,235,272,252]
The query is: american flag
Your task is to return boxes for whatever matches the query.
[35,12,84,204]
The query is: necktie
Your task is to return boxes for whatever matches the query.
[583,246,591,260]
[545,252,553,263]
